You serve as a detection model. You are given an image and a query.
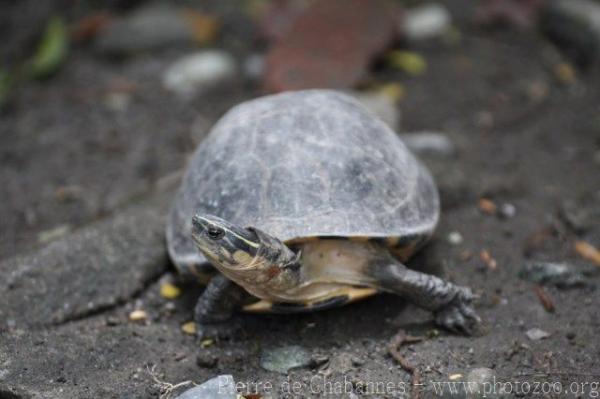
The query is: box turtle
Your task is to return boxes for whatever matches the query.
[166,90,480,338]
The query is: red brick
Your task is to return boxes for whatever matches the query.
[264,0,397,92]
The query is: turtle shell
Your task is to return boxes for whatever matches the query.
[166,90,439,275]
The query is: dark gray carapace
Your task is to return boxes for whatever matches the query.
[166,89,439,276]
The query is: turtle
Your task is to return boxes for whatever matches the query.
[166,89,480,338]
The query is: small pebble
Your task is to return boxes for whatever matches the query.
[181,321,196,335]
[260,345,312,374]
[403,3,452,42]
[400,132,456,157]
[159,282,181,299]
[128,309,148,322]
[447,231,463,245]
[175,375,236,399]
[499,203,516,219]
[519,261,589,288]
[386,50,427,76]
[526,328,551,340]
[163,50,237,96]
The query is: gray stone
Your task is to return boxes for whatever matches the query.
[0,202,169,329]
[518,261,592,288]
[176,375,237,399]
[260,345,312,374]
[96,4,194,55]
[403,3,452,42]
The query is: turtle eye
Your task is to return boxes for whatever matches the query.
[206,226,225,240]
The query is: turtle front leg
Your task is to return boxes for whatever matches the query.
[373,261,481,335]
[194,274,246,340]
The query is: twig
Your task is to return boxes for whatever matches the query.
[388,330,426,399]
[147,364,195,399]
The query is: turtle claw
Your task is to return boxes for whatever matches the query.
[434,288,481,336]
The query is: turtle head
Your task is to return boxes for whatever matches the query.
[192,214,301,291]
[191,214,262,268]
[191,214,299,269]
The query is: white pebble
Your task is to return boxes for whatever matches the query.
[499,203,516,219]
[403,3,452,41]
[447,231,463,245]
[400,131,456,157]
[175,375,237,399]
[526,328,551,340]
[163,50,237,96]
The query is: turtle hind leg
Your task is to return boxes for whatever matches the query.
[194,274,246,339]
[371,260,481,335]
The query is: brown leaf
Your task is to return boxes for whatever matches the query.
[574,240,600,267]
[181,9,220,46]
[478,198,497,215]
[534,285,555,313]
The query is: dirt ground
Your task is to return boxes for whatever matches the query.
[1,1,599,398]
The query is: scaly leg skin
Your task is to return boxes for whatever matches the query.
[194,274,246,340]
[374,261,481,335]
